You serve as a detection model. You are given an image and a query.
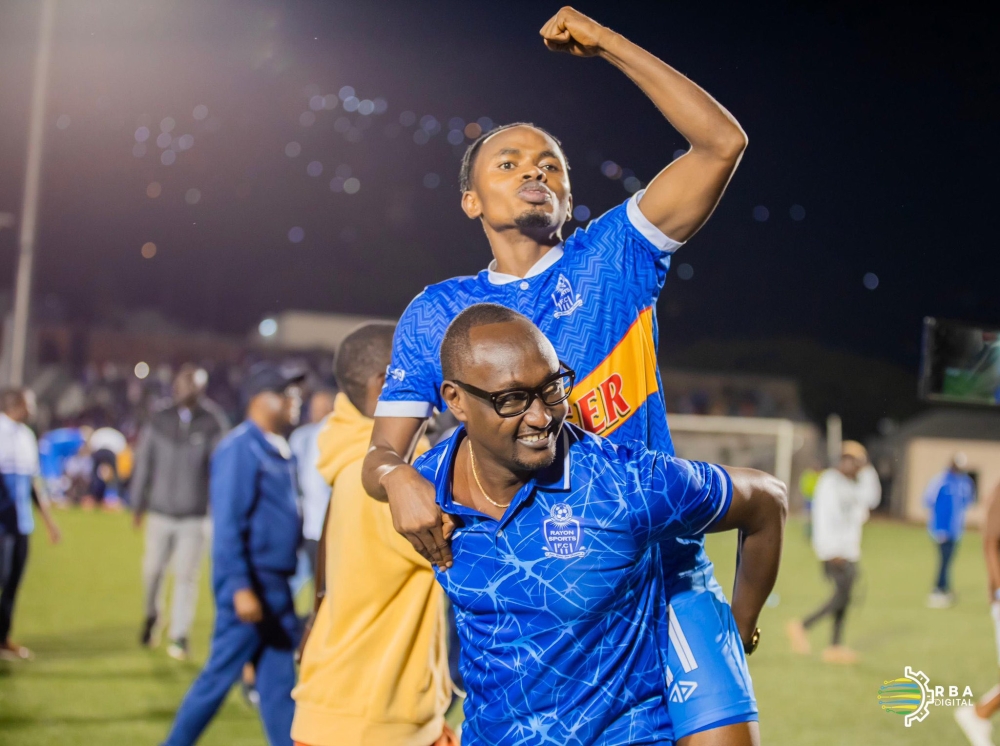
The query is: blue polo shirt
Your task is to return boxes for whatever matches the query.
[412,423,732,746]
[924,469,976,542]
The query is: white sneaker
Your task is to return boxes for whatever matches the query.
[955,706,994,746]
[927,592,953,609]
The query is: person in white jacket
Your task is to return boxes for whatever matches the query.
[786,440,881,664]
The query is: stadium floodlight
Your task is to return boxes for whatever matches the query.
[7,0,55,386]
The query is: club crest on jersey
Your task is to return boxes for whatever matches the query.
[542,502,586,559]
[387,366,406,382]
[552,274,583,319]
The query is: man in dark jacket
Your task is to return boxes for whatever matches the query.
[161,361,304,746]
[132,365,228,660]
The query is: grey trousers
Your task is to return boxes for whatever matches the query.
[142,513,210,641]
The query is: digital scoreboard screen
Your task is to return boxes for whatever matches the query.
[920,317,1000,406]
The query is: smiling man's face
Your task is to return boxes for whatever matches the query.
[462,125,572,240]
[443,318,568,475]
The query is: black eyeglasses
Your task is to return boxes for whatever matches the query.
[451,365,576,417]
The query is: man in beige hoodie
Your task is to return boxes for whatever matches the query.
[291,324,454,746]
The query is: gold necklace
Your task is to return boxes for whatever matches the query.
[468,442,511,509]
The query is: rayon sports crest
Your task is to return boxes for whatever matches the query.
[542,502,586,559]
[552,274,583,318]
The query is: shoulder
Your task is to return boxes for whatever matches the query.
[405,276,483,316]
[215,422,256,455]
[412,438,452,482]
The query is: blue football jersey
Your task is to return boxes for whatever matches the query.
[379,192,716,586]
[412,424,733,746]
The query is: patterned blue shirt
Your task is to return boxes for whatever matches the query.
[413,424,733,745]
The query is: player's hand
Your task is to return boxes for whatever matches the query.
[132,511,144,530]
[539,7,610,57]
[233,588,263,624]
[383,464,454,570]
[46,522,62,545]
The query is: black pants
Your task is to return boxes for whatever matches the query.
[803,560,857,646]
[935,539,957,593]
[0,531,29,644]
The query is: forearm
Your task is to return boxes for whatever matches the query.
[597,31,746,157]
[730,519,784,640]
[362,445,410,502]
[31,477,58,529]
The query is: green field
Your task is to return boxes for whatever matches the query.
[0,511,995,745]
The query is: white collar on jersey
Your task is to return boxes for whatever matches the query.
[485,243,564,286]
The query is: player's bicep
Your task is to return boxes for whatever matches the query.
[637,149,741,243]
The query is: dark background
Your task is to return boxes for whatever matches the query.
[0,0,996,434]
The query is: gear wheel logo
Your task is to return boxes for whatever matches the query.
[878,666,932,727]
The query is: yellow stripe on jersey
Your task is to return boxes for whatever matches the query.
[566,306,659,438]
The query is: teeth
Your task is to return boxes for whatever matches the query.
[519,432,548,443]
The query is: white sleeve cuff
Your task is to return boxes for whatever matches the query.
[374,400,435,419]
[626,190,684,254]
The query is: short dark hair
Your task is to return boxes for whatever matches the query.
[334,323,396,412]
[0,388,25,413]
[440,303,528,381]
[458,122,567,193]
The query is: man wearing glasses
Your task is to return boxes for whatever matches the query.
[410,304,785,745]
[363,8,756,742]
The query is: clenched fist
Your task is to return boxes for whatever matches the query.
[539,7,611,58]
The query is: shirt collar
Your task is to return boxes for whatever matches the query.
[485,244,564,285]
[432,424,573,518]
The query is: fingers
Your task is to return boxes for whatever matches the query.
[428,523,454,569]
[441,512,457,541]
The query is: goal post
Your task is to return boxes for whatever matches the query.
[666,414,797,488]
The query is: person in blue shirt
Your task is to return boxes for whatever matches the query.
[0,388,62,662]
[924,454,977,609]
[364,8,753,742]
[161,363,305,746]
[411,304,786,745]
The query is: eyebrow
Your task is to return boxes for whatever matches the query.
[493,147,521,157]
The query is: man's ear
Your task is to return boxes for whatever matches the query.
[461,191,482,220]
[565,192,574,223]
[440,381,468,423]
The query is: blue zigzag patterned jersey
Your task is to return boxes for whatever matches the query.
[412,424,733,746]
[378,193,715,588]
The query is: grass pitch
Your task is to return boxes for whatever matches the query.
[0,511,994,745]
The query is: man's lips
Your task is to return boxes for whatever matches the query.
[517,183,553,205]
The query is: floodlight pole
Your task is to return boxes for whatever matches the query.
[8,0,56,387]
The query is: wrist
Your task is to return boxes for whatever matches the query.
[380,463,417,494]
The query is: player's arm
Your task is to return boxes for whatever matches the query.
[362,416,454,569]
[30,477,61,544]
[540,7,747,242]
[708,467,788,649]
[984,481,1000,603]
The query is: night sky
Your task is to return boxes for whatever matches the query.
[0,0,996,374]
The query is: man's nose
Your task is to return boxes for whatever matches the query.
[521,167,546,181]
[522,395,552,426]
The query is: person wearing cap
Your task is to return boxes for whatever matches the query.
[924,453,976,609]
[131,364,229,661]
[161,362,304,746]
[786,440,881,664]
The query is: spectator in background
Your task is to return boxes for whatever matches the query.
[924,453,976,609]
[161,362,304,746]
[131,365,228,661]
[37,426,85,505]
[0,389,62,661]
[954,479,1000,745]
[292,324,454,746]
[83,425,127,510]
[289,389,336,580]
[787,440,881,664]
